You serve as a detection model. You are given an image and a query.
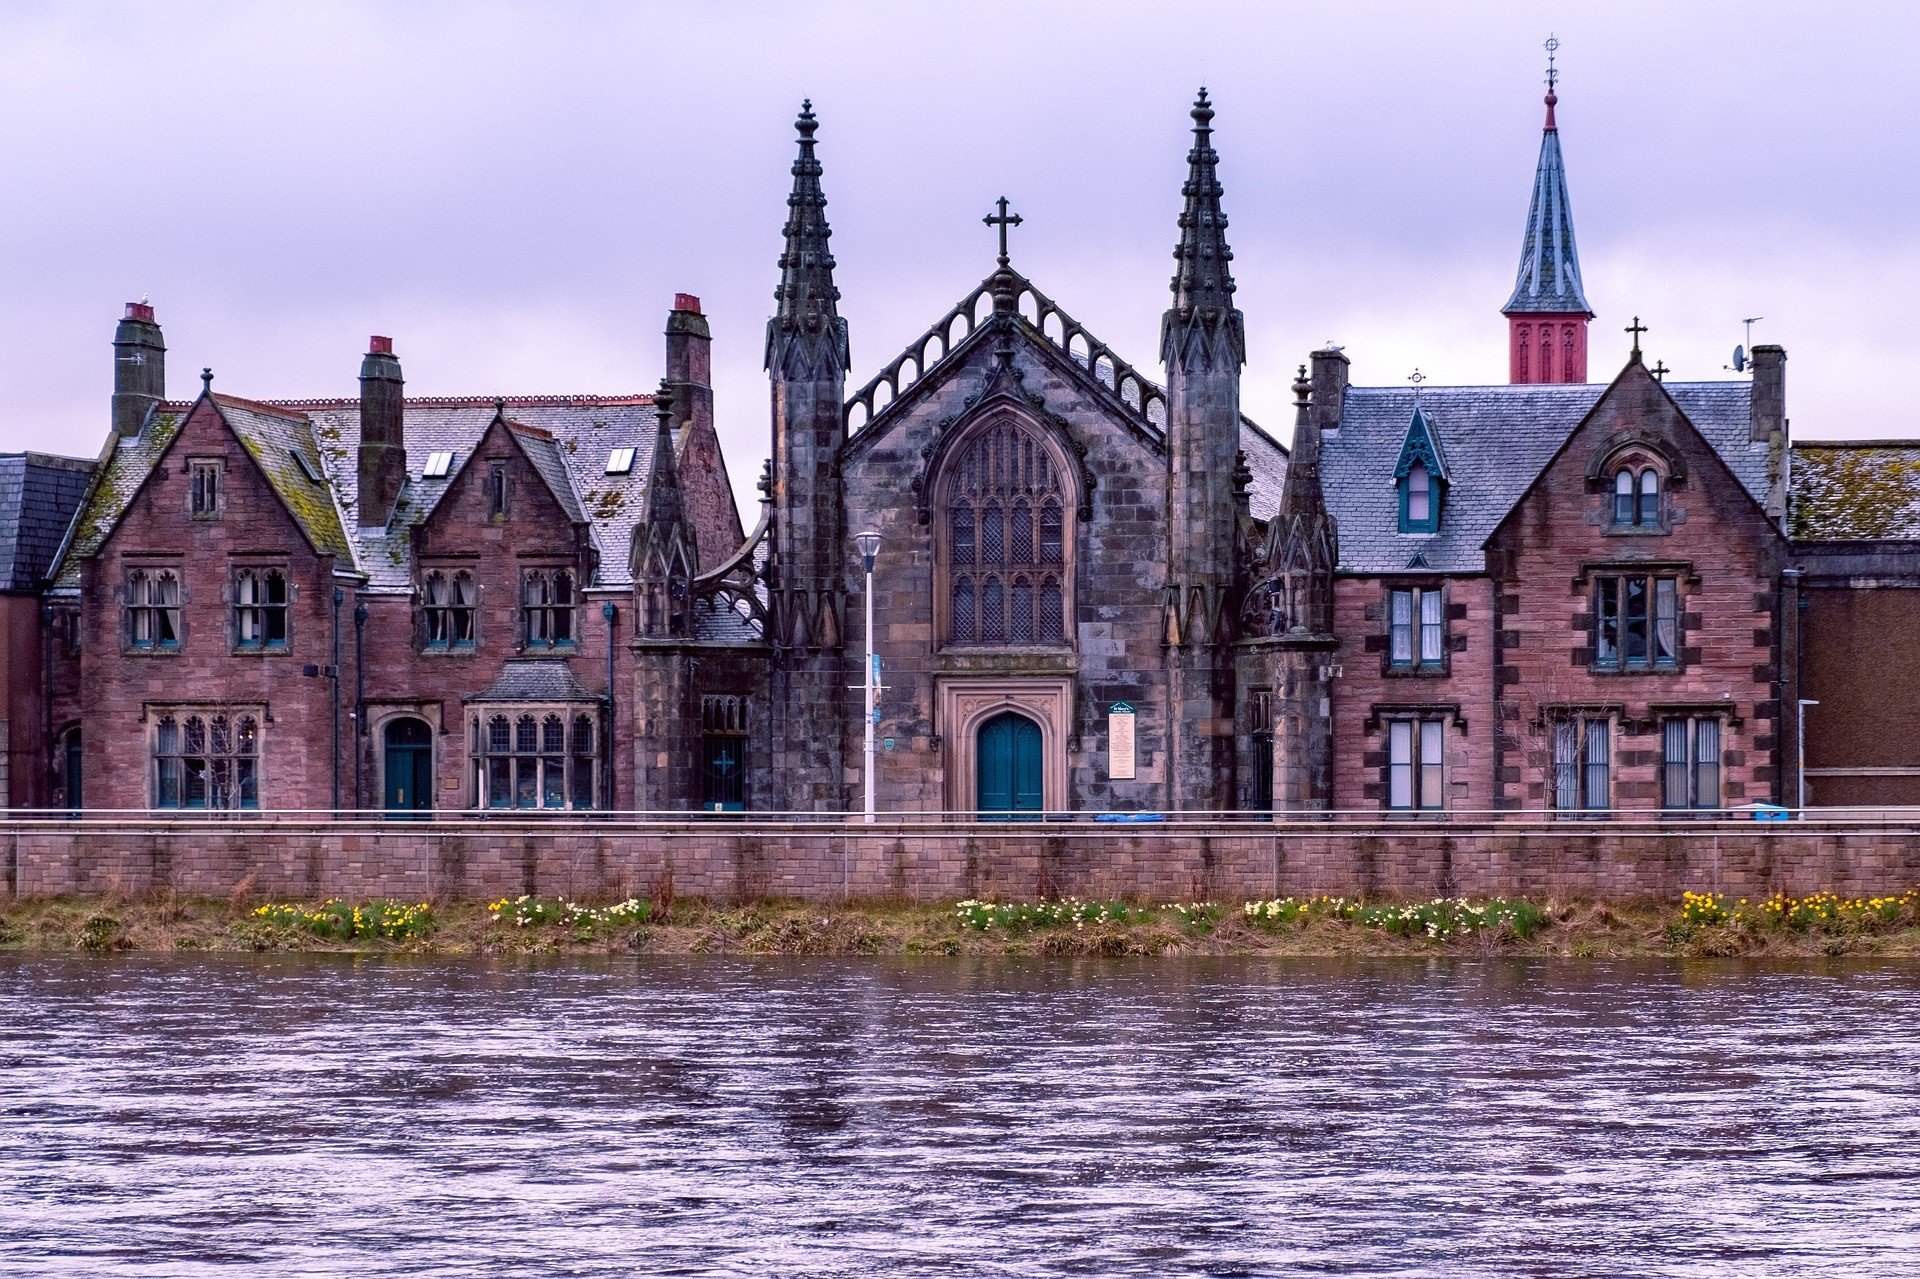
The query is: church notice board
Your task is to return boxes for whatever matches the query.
[1107,701,1137,780]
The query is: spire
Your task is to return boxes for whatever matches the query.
[643,380,683,531]
[1161,87,1244,369]
[1277,364,1325,520]
[765,100,848,378]
[1503,49,1590,317]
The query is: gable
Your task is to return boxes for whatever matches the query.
[1322,374,1765,574]
[415,415,584,560]
[1487,362,1779,551]
[60,396,347,585]
[1487,361,1784,558]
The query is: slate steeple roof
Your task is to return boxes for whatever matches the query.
[1502,79,1591,316]
[1161,88,1245,369]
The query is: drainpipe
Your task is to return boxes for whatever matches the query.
[602,600,617,812]
[353,602,368,813]
[330,587,343,812]
[41,598,53,811]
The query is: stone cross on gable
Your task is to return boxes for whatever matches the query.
[1626,315,1649,359]
[984,196,1023,267]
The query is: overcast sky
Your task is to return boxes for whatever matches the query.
[2,1,1915,508]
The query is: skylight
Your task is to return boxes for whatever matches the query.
[606,447,636,475]
[423,451,454,478]
[290,450,320,483]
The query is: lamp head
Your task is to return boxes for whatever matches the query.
[854,529,881,570]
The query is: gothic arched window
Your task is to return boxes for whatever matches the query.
[938,417,1074,649]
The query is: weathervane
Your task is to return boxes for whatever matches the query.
[984,196,1022,267]
[1545,34,1560,92]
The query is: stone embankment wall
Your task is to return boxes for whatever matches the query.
[5,818,1920,902]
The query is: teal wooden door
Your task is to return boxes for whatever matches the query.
[976,712,1044,818]
[383,718,434,817]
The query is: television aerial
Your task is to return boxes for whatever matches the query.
[1726,317,1764,372]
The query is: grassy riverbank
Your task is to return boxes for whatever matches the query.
[5,891,1920,959]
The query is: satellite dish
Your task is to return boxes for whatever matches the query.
[1731,344,1747,373]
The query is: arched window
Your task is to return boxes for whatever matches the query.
[521,568,577,649]
[471,707,599,809]
[1611,463,1663,529]
[423,569,478,648]
[126,568,182,650]
[233,567,288,650]
[939,418,1074,648]
[1613,469,1635,525]
[1406,463,1431,524]
[152,709,258,809]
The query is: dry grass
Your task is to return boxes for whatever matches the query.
[5,894,1920,959]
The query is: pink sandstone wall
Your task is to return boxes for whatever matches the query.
[7,819,1918,904]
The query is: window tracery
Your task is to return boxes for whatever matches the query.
[939,419,1071,647]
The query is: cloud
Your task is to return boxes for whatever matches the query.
[1,0,1914,511]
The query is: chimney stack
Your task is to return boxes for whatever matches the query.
[112,301,166,436]
[664,293,713,446]
[358,335,406,528]
[1309,347,1350,439]
[1749,344,1786,444]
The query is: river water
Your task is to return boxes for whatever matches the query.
[2,956,1918,1277]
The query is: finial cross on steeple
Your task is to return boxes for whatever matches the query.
[1544,34,1560,92]
[984,196,1022,267]
[1651,359,1670,381]
[1626,315,1648,359]
[1408,368,1427,400]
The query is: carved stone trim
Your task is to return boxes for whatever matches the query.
[935,675,1073,815]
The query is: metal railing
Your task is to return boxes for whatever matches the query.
[5,805,1920,836]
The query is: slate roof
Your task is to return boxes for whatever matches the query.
[467,658,599,703]
[1504,116,1591,314]
[0,453,93,592]
[1790,442,1920,542]
[56,393,667,593]
[1323,380,1765,574]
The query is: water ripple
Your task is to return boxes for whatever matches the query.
[1,956,1917,1276]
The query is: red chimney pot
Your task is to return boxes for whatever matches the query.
[673,293,702,314]
[369,335,393,354]
[126,301,155,323]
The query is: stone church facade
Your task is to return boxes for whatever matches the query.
[17,74,1911,816]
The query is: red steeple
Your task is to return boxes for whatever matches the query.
[1504,37,1593,384]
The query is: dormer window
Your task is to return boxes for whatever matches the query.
[1393,405,1446,534]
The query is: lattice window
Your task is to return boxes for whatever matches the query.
[126,568,182,650]
[472,706,597,809]
[153,710,259,809]
[232,567,289,650]
[521,568,576,648]
[423,569,477,649]
[939,419,1072,647]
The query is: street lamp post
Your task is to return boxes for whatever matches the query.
[1797,698,1820,813]
[854,530,882,824]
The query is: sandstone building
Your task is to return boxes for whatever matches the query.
[11,74,1918,815]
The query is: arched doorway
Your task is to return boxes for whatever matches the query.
[382,717,434,816]
[976,711,1044,818]
[56,726,82,815]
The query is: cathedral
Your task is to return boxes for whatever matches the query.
[7,70,1918,817]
